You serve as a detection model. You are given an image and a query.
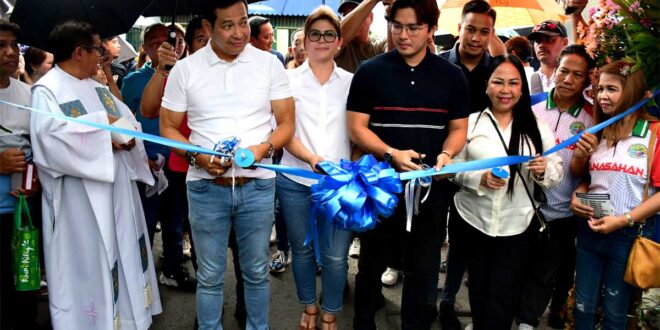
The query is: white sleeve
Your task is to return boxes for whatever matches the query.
[452,116,488,196]
[114,96,154,185]
[29,86,114,182]
[269,56,292,101]
[536,119,563,188]
[161,62,188,112]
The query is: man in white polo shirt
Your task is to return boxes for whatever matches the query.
[159,0,294,329]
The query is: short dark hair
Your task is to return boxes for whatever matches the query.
[290,28,304,45]
[461,0,496,25]
[248,16,270,39]
[389,0,439,29]
[24,47,47,75]
[203,0,249,26]
[143,23,167,43]
[505,36,532,63]
[185,17,206,46]
[558,44,596,72]
[0,19,20,39]
[48,20,97,64]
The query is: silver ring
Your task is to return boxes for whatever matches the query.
[216,169,221,176]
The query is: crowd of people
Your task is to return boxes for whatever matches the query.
[0,0,658,329]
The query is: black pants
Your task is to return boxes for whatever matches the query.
[0,212,39,329]
[451,206,534,330]
[353,188,447,330]
[517,216,577,326]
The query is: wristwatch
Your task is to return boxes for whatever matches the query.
[185,151,200,169]
[383,148,394,164]
[624,212,635,227]
[261,141,275,159]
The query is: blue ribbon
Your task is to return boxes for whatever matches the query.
[1,99,230,157]
[543,89,659,156]
[2,88,657,243]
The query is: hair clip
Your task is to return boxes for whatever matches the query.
[620,65,631,76]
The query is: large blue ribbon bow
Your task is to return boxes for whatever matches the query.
[301,155,402,263]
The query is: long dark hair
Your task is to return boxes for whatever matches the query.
[486,55,545,202]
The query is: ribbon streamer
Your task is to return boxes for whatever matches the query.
[2,99,230,157]
[404,165,432,232]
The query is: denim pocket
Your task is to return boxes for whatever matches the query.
[253,178,275,190]
[186,179,211,193]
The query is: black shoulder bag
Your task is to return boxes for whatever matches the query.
[481,112,549,235]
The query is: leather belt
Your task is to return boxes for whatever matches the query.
[212,176,253,186]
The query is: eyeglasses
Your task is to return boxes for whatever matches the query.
[307,30,338,43]
[81,45,105,56]
[390,22,426,36]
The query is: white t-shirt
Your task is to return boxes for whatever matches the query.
[280,61,353,186]
[538,70,556,92]
[162,43,292,181]
[0,77,31,134]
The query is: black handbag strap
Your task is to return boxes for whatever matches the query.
[482,111,547,231]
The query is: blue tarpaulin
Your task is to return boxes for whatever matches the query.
[249,0,342,16]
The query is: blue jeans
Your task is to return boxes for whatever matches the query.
[187,178,275,330]
[574,220,655,330]
[276,174,352,313]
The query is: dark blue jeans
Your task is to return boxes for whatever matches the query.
[574,219,655,330]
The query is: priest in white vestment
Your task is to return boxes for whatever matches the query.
[29,21,161,330]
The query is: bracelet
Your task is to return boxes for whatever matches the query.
[624,212,635,227]
[185,150,200,169]
[261,141,274,159]
[440,150,452,159]
[534,173,545,181]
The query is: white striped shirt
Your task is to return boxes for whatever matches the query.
[588,120,658,215]
[532,91,593,220]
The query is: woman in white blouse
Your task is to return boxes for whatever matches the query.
[275,6,353,330]
[451,55,563,330]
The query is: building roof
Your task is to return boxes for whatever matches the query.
[249,0,341,16]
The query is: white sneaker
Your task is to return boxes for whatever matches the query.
[381,267,399,286]
[182,233,192,258]
[269,250,290,274]
[269,224,277,244]
[349,238,360,258]
[518,323,535,330]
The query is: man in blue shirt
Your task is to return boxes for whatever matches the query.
[121,22,196,291]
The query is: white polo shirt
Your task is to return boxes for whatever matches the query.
[589,120,659,215]
[162,43,292,181]
[532,90,593,220]
[280,61,353,187]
